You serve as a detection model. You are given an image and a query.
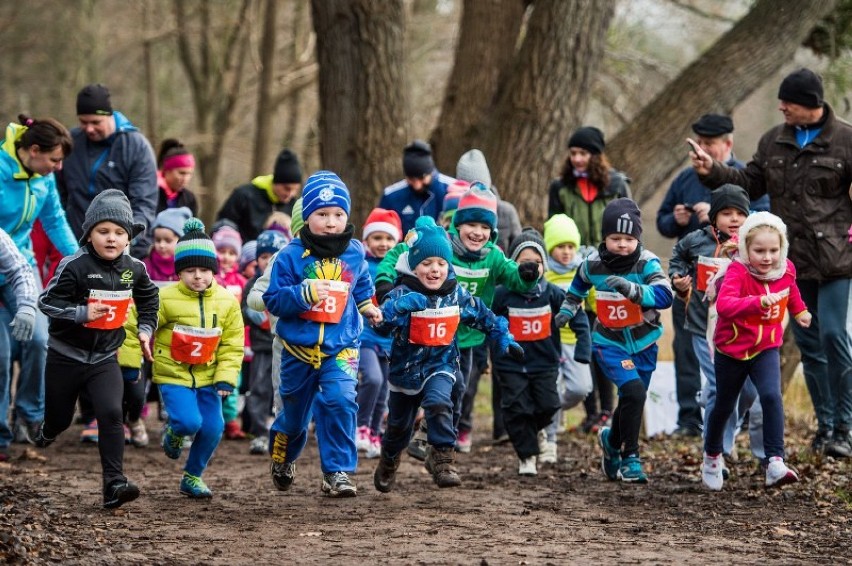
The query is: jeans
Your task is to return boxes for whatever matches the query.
[160,384,225,478]
[382,373,456,457]
[672,296,702,430]
[792,278,852,433]
[356,346,389,433]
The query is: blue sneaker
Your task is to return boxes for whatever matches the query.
[180,472,212,498]
[161,426,184,460]
[598,427,621,481]
[617,454,648,484]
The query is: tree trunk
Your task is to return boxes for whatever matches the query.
[252,0,278,177]
[606,0,839,206]
[310,0,408,229]
[142,0,159,150]
[483,0,615,226]
[429,0,527,171]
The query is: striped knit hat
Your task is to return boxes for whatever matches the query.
[453,182,497,229]
[442,180,471,220]
[290,197,304,237]
[301,170,351,220]
[175,218,219,274]
[601,198,642,240]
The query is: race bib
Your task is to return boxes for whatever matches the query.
[454,266,490,297]
[300,280,350,324]
[747,288,789,326]
[171,325,223,365]
[508,306,551,342]
[596,291,643,329]
[409,306,461,346]
[225,284,243,303]
[83,289,132,330]
[695,256,730,292]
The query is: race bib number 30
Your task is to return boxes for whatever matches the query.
[83,289,132,329]
[508,306,551,341]
[300,280,350,324]
[696,256,730,292]
[171,325,223,365]
[409,306,461,346]
[596,291,643,329]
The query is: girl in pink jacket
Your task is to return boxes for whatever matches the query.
[701,212,811,491]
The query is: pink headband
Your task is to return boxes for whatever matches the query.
[162,153,196,171]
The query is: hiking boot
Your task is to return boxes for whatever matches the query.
[765,456,798,488]
[425,446,462,488]
[180,472,213,499]
[598,427,621,481]
[15,418,40,445]
[518,456,537,476]
[224,419,246,440]
[456,430,472,453]
[810,428,833,454]
[271,461,296,491]
[617,455,648,484]
[129,419,149,448]
[32,423,55,449]
[825,430,852,459]
[672,426,701,438]
[103,479,140,509]
[356,426,372,452]
[373,451,401,493]
[701,453,724,491]
[249,436,268,455]
[365,435,382,459]
[80,420,99,444]
[161,426,184,460]
[407,423,428,461]
[322,471,357,497]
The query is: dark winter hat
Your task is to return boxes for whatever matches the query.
[402,140,435,178]
[272,149,302,184]
[691,114,734,137]
[175,218,219,274]
[256,229,290,257]
[601,197,642,240]
[709,184,751,223]
[567,126,605,154]
[79,189,145,246]
[407,216,453,270]
[76,84,113,116]
[152,206,193,238]
[508,228,547,264]
[778,68,824,108]
[301,170,351,219]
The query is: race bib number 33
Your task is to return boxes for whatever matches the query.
[171,325,223,365]
[83,289,132,329]
[409,306,461,346]
[596,291,643,329]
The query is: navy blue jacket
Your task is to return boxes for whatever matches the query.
[378,170,455,235]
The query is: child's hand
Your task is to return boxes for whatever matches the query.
[139,332,153,362]
[215,382,234,397]
[796,311,812,328]
[760,292,784,308]
[87,300,111,322]
[363,305,383,325]
[301,279,332,304]
[672,274,692,294]
[605,275,642,303]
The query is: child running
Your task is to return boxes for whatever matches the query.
[373,216,523,491]
[36,190,159,508]
[154,218,244,498]
[263,172,381,497]
[555,198,673,484]
[701,211,811,490]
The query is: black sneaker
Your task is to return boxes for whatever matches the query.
[825,430,852,459]
[32,423,55,449]
[672,426,702,438]
[321,471,357,497]
[103,479,140,509]
[271,461,296,491]
[810,429,834,454]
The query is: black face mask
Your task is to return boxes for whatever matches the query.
[397,273,458,296]
[299,223,355,259]
[598,241,642,273]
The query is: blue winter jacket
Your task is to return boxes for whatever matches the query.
[378,170,455,234]
[0,122,77,283]
[360,255,392,354]
[263,237,374,366]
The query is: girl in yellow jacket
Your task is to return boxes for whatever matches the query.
[152,218,244,498]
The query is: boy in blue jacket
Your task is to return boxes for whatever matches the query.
[372,216,523,492]
[556,198,673,484]
[263,171,381,497]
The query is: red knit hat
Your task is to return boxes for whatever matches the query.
[454,183,498,229]
[362,208,402,242]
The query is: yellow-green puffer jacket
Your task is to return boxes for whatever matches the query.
[117,302,142,369]
[153,280,244,389]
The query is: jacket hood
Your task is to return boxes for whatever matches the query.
[251,174,279,204]
[112,111,139,134]
[2,122,36,179]
[736,211,789,280]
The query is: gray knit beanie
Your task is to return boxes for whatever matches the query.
[79,189,145,245]
[456,149,492,188]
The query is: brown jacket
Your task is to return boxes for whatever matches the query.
[701,103,852,281]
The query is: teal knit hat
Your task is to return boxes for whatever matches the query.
[407,216,452,270]
[174,218,218,274]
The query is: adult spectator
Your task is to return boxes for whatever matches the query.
[691,68,852,457]
[156,138,199,216]
[57,84,158,259]
[217,148,301,242]
[456,148,522,253]
[657,113,770,437]
[0,115,76,447]
[379,140,455,234]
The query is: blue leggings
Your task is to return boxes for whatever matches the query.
[159,384,225,477]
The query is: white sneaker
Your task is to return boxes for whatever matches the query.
[702,452,724,491]
[365,435,381,459]
[765,456,798,488]
[128,419,149,447]
[539,441,557,464]
[518,456,537,476]
[249,436,268,455]
[356,426,371,452]
[537,429,549,453]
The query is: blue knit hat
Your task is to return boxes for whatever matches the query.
[256,229,290,257]
[301,170,351,220]
[174,218,219,274]
[407,216,453,270]
[152,206,193,238]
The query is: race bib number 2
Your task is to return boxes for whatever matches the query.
[171,325,223,365]
[596,291,643,329]
[83,289,132,330]
[409,306,461,346]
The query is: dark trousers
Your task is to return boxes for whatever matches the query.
[383,373,456,456]
[245,351,273,437]
[672,296,702,430]
[44,351,126,487]
[495,368,560,459]
[459,344,503,435]
[121,367,146,422]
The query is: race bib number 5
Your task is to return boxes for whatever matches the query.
[508,306,551,341]
[171,325,223,365]
[409,306,461,346]
[300,280,350,324]
[83,289,132,329]
[596,291,643,329]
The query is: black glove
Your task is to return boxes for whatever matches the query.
[605,275,642,304]
[374,280,394,304]
[506,342,525,361]
[518,261,540,282]
[568,309,592,364]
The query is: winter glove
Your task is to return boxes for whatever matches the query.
[568,308,592,364]
[605,275,642,304]
[554,308,573,328]
[374,280,394,304]
[498,334,525,361]
[393,292,428,315]
[517,261,540,282]
[10,305,36,342]
[215,382,235,397]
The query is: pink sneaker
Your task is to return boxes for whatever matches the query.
[356,426,371,452]
[366,435,382,459]
[456,430,472,453]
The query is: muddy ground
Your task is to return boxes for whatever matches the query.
[2,407,851,565]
